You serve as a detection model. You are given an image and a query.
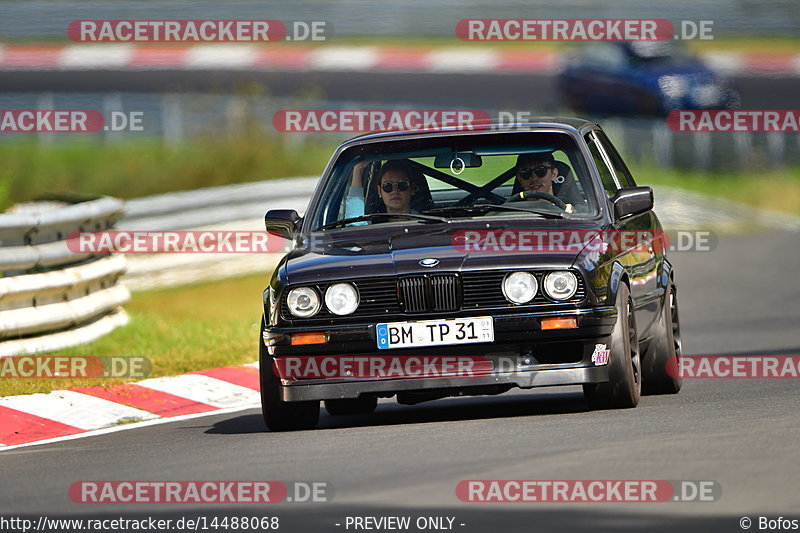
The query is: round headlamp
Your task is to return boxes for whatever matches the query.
[325,283,359,316]
[287,287,321,317]
[502,271,538,304]
[543,271,578,300]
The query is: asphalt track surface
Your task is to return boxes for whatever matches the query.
[1,230,798,532]
[1,70,798,110]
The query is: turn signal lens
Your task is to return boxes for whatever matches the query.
[290,332,328,345]
[540,317,578,330]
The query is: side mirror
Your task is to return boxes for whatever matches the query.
[265,209,301,239]
[610,186,653,220]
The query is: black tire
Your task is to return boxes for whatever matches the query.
[583,283,641,409]
[324,397,378,416]
[642,282,683,395]
[259,318,320,431]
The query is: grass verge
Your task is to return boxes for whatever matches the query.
[636,166,800,216]
[0,135,336,211]
[0,273,269,397]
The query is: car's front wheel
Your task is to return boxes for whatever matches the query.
[642,282,683,394]
[259,318,320,431]
[583,283,641,409]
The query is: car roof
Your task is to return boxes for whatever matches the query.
[340,117,599,147]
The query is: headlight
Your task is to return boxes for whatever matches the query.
[502,271,538,304]
[325,283,359,315]
[286,287,321,317]
[658,75,688,99]
[544,271,578,300]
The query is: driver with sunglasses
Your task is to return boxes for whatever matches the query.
[513,152,574,213]
[345,159,419,221]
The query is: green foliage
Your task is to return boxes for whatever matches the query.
[0,135,335,211]
[637,165,800,215]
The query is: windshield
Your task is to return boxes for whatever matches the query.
[307,131,599,232]
[627,41,693,64]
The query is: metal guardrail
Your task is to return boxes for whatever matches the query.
[120,177,316,231]
[0,180,314,355]
[119,177,316,289]
[0,198,130,357]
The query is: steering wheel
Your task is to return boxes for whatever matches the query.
[506,190,567,210]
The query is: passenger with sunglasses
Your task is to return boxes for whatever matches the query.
[345,159,419,222]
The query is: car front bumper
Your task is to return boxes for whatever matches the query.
[264,306,617,402]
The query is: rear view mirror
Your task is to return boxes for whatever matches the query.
[433,152,482,171]
[265,209,301,239]
[610,187,653,219]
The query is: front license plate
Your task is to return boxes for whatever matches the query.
[376,317,494,349]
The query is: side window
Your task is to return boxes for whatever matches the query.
[585,133,618,197]
[595,130,636,187]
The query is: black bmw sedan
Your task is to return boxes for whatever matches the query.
[261,118,682,431]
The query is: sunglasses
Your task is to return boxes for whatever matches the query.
[381,181,410,193]
[518,165,555,179]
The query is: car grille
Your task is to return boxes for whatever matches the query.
[281,270,585,322]
[398,274,460,313]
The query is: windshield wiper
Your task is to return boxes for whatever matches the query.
[317,212,448,230]
[424,204,566,219]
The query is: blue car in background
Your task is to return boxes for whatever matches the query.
[559,42,738,116]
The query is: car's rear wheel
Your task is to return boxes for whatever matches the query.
[324,397,378,416]
[259,318,320,431]
[642,282,683,394]
[583,283,641,409]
